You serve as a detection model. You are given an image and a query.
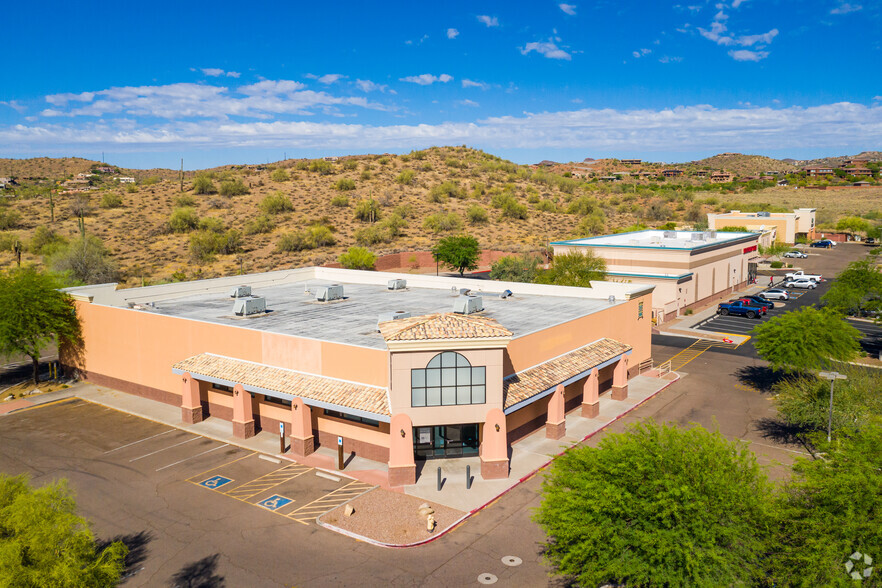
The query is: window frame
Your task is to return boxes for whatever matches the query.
[411,352,486,407]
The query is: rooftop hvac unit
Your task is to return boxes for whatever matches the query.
[691,232,706,241]
[315,284,344,302]
[232,296,266,316]
[376,310,411,330]
[229,285,251,298]
[387,279,407,290]
[706,230,717,239]
[453,295,483,315]
[459,288,471,296]
[757,211,770,217]
[608,295,616,304]
[663,230,677,238]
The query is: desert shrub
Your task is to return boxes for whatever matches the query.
[354,226,389,246]
[0,208,22,230]
[536,199,557,213]
[467,205,489,224]
[359,170,372,180]
[190,229,242,263]
[309,160,334,175]
[423,212,463,233]
[28,226,67,256]
[330,194,349,207]
[490,191,515,209]
[334,178,356,191]
[244,215,275,235]
[125,184,138,194]
[396,169,416,185]
[470,183,486,199]
[174,194,196,207]
[259,192,294,215]
[193,175,216,194]
[576,212,607,235]
[501,199,528,220]
[276,223,336,252]
[527,194,540,204]
[68,195,92,217]
[420,163,433,172]
[308,224,336,247]
[379,213,407,238]
[377,157,389,165]
[0,232,20,252]
[343,160,358,170]
[47,235,119,284]
[219,178,249,196]
[428,181,463,203]
[169,207,199,232]
[490,254,539,283]
[198,217,225,233]
[567,195,601,216]
[270,168,289,182]
[354,199,381,222]
[142,176,160,186]
[410,150,427,160]
[99,193,123,209]
[206,198,230,209]
[644,199,672,221]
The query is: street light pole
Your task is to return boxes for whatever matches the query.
[819,371,848,442]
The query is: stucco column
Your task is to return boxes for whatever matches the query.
[232,384,255,439]
[288,397,314,457]
[480,408,509,480]
[180,373,203,424]
[581,369,600,418]
[388,413,416,487]
[611,356,629,401]
[546,384,566,439]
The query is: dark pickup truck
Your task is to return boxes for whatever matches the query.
[717,300,766,319]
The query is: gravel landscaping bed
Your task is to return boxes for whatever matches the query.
[318,488,466,545]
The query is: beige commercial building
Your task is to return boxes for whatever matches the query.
[706,208,816,244]
[552,230,760,323]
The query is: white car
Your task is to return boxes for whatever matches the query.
[783,251,807,258]
[760,288,790,300]
[783,278,817,289]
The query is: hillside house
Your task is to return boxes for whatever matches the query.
[95,166,115,173]
[117,176,136,184]
[661,169,684,178]
[842,159,868,167]
[707,208,816,244]
[842,167,873,177]
[694,170,710,177]
[620,159,642,165]
[803,166,834,177]
[710,172,734,184]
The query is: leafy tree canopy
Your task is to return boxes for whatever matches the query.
[751,306,862,372]
[0,474,128,587]
[337,246,377,271]
[535,421,772,587]
[835,215,870,236]
[0,267,82,384]
[489,254,539,283]
[821,260,882,317]
[432,235,479,276]
[536,251,605,287]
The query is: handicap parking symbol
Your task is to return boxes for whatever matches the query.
[257,495,293,511]
[199,475,233,490]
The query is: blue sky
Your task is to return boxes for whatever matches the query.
[1,0,879,169]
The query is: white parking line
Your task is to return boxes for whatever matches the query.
[129,437,198,462]
[104,429,175,454]
[155,444,229,471]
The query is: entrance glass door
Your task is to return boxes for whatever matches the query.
[414,424,479,459]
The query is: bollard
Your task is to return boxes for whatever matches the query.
[466,465,472,490]
[437,467,442,491]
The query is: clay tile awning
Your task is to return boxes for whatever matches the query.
[503,338,631,412]
[378,312,512,342]
[172,353,390,419]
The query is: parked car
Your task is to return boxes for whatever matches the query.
[810,240,834,248]
[760,288,790,301]
[717,300,767,318]
[866,237,876,246]
[784,270,822,282]
[740,295,776,309]
[783,251,807,258]
[783,278,817,289]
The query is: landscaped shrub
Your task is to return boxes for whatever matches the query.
[770,261,784,269]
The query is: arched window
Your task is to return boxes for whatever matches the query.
[411,351,486,407]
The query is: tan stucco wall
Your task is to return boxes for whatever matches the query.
[389,348,504,426]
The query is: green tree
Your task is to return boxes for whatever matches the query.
[768,424,882,586]
[821,260,882,317]
[337,247,377,270]
[535,422,772,587]
[0,267,82,384]
[538,251,606,287]
[47,236,119,285]
[752,307,862,372]
[836,215,870,238]
[432,235,480,276]
[192,175,215,195]
[489,255,539,283]
[0,474,128,587]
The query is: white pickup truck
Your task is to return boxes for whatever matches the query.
[784,270,822,282]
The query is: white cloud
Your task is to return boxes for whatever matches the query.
[447,28,459,39]
[830,2,862,14]
[477,15,499,27]
[559,4,577,15]
[520,40,572,60]
[354,79,393,93]
[399,74,453,85]
[659,55,684,63]
[632,48,652,58]
[462,79,489,89]
[201,68,240,78]
[736,29,778,46]
[7,103,882,156]
[728,49,769,61]
[458,99,480,107]
[732,0,748,6]
[0,100,26,113]
[317,74,344,84]
[240,80,306,95]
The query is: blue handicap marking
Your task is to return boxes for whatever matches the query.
[257,494,293,511]
[199,475,233,490]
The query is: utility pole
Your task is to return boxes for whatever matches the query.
[180,158,184,192]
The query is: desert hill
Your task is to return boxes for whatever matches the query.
[799,151,882,168]
[0,156,186,182]
[681,153,798,175]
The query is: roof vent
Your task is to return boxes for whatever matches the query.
[229,285,251,298]
[663,230,676,238]
[387,279,407,290]
[459,288,471,296]
[453,295,483,315]
[315,284,344,302]
[757,211,770,217]
[691,232,706,241]
[706,230,717,239]
[233,296,266,316]
[376,310,411,331]
[608,295,616,304]
[500,289,513,299]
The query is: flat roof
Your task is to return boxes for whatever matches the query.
[67,268,652,350]
[552,229,757,251]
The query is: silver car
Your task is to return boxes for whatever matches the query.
[761,288,790,300]
[783,279,816,289]
[783,251,807,258]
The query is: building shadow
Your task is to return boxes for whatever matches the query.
[95,529,153,581]
[169,554,225,588]
[734,365,788,394]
